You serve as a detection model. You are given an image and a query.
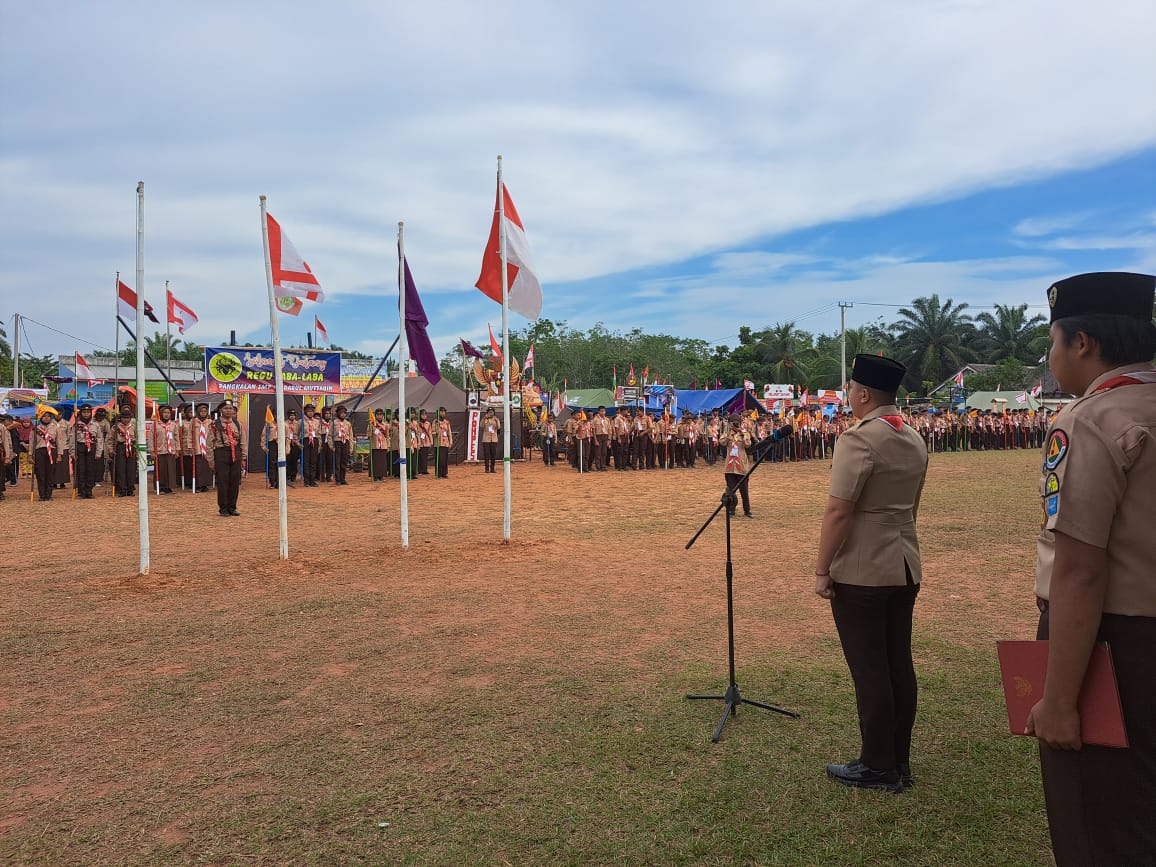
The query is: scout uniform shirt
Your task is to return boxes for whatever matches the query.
[481,414,501,443]
[720,424,752,473]
[152,419,180,456]
[333,418,354,445]
[32,420,59,457]
[433,417,453,447]
[207,416,247,460]
[68,416,106,458]
[112,417,138,460]
[827,405,929,588]
[1035,364,1156,616]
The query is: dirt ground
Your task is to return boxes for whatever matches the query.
[1,450,1044,862]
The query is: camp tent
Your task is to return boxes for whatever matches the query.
[564,388,616,410]
[964,390,1042,411]
[334,376,467,413]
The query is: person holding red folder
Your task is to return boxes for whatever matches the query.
[813,353,928,792]
[1027,271,1156,865]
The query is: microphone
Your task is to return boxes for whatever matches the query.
[755,424,793,451]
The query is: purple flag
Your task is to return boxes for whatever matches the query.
[400,253,441,386]
[460,338,485,359]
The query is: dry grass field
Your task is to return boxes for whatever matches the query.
[2,449,1052,865]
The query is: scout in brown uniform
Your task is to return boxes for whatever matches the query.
[433,407,453,478]
[111,405,137,497]
[331,406,353,485]
[68,404,104,499]
[611,408,629,470]
[480,407,501,473]
[31,415,58,500]
[207,402,246,516]
[814,354,928,792]
[539,412,558,466]
[319,406,335,482]
[719,413,754,517]
[284,410,301,484]
[177,404,195,489]
[300,404,322,487]
[591,406,611,471]
[0,416,10,500]
[190,404,214,491]
[260,411,281,488]
[369,409,390,481]
[93,407,111,486]
[151,405,179,494]
[1024,272,1156,866]
[416,408,433,476]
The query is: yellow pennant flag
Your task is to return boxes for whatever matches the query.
[265,405,275,425]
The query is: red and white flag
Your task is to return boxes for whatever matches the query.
[117,280,160,323]
[800,389,809,407]
[1030,384,1042,398]
[1015,392,1028,404]
[954,370,965,387]
[267,212,325,317]
[488,323,503,360]
[74,353,102,385]
[525,343,535,369]
[476,183,542,320]
[314,316,329,345]
[743,378,755,391]
[166,289,199,334]
[553,379,568,416]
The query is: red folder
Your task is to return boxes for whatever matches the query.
[996,640,1129,748]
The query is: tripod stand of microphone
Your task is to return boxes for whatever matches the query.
[686,423,800,742]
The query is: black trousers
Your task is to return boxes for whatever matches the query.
[830,572,919,770]
[182,454,194,488]
[302,441,320,484]
[1037,609,1156,867]
[34,449,54,500]
[482,441,499,472]
[266,440,280,487]
[334,442,350,483]
[723,472,750,515]
[418,446,431,475]
[113,449,135,496]
[74,446,99,496]
[320,442,334,480]
[434,446,449,478]
[542,437,555,465]
[214,447,241,512]
[286,444,301,481]
[369,449,387,480]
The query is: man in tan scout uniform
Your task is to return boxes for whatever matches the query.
[719,412,754,517]
[814,354,928,793]
[68,404,104,499]
[1025,272,1156,866]
[591,406,611,471]
[207,402,246,517]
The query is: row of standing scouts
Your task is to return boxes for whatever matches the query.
[531,404,1058,472]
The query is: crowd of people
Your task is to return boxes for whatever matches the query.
[529,402,1057,473]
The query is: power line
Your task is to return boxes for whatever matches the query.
[15,315,117,355]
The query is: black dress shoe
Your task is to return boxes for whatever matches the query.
[898,763,914,788]
[826,760,902,792]
[219,509,230,517]
[229,509,240,516]
[743,511,754,519]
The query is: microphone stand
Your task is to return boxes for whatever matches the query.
[686,426,799,742]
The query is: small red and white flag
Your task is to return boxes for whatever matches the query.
[525,343,535,369]
[1030,384,1042,398]
[800,389,809,407]
[743,378,755,391]
[553,379,568,416]
[954,370,965,387]
[117,280,160,323]
[166,289,199,334]
[476,182,542,320]
[1015,392,1028,404]
[488,323,503,360]
[74,353,102,385]
[314,316,329,346]
[267,212,325,317]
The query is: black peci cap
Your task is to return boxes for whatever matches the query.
[1048,272,1155,324]
[851,354,906,392]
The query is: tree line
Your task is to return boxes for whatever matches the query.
[439,295,1055,397]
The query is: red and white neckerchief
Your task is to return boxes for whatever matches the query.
[306,418,316,443]
[43,428,56,464]
[876,415,905,431]
[120,422,134,458]
[79,421,92,451]
[725,442,744,473]
[337,421,347,442]
[164,422,174,453]
[1092,369,1156,393]
[197,422,208,456]
[223,420,236,461]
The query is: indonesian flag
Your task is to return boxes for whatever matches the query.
[166,289,199,334]
[475,182,542,320]
[553,379,568,416]
[954,370,965,387]
[74,353,101,384]
[525,343,535,369]
[314,316,329,345]
[743,378,755,391]
[800,389,809,407]
[1030,384,1042,398]
[488,323,502,360]
[267,212,325,317]
[117,280,160,323]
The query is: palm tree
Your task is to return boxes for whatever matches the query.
[754,322,812,384]
[974,303,1047,363]
[891,294,973,389]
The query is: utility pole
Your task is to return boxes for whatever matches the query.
[11,313,19,387]
[839,301,854,394]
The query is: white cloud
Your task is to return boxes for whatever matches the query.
[2,0,1154,361]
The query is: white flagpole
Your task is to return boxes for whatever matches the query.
[260,195,290,559]
[135,182,151,575]
[113,271,121,404]
[397,222,410,550]
[497,155,512,542]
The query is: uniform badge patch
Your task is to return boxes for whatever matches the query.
[1044,430,1068,470]
[1044,472,1060,496]
[1045,493,1060,517]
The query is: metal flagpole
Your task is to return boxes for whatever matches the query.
[497,155,512,542]
[113,273,120,405]
[260,195,290,559]
[135,182,151,575]
[397,222,410,550]
[165,280,172,391]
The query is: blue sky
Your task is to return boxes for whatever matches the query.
[2,0,1153,367]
